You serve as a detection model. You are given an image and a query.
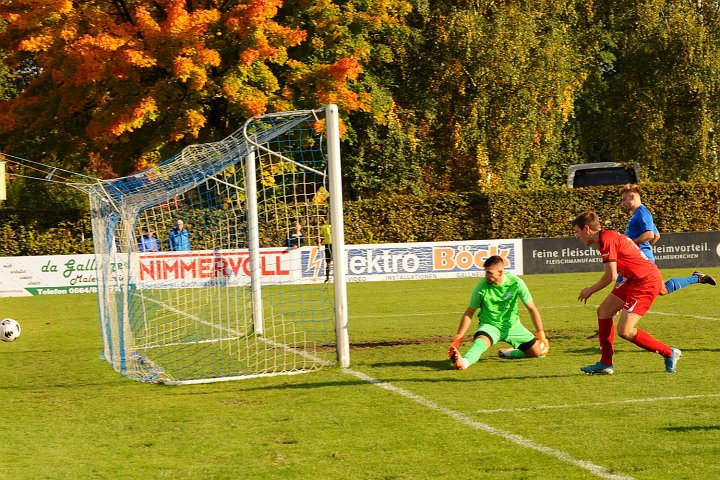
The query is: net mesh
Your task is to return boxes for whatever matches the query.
[78,107,339,383]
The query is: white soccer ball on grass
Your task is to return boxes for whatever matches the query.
[1,318,21,342]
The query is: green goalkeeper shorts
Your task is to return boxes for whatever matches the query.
[474,321,534,348]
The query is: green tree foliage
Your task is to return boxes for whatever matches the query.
[1,1,719,200]
[576,0,720,182]
[389,0,594,192]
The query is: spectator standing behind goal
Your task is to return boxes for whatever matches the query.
[587,184,715,338]
[318,216,332,283]
[448,255,549,370]
[286,222,306,249]
[573,211,682,375]
[137,227,160,252]
[169,219,191,251]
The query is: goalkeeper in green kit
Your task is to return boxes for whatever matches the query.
[449,255,549,370]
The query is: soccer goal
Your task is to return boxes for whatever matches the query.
[78,105,349,384]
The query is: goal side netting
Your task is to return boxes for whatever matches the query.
[79,105,349,384]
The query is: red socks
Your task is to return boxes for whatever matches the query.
[598,317,615,365]
[631,328,672,357]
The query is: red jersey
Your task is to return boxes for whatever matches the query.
[597,230,659,280]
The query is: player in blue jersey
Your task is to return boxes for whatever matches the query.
[448,255,548,369]
[621,184,715,292]
[587,184,715,338]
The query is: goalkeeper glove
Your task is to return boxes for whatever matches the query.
[448,334,463,358]
[535,331,549,355]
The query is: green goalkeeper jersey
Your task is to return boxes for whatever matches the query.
[469,273,532,328]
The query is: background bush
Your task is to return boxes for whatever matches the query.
[2,182,718,256]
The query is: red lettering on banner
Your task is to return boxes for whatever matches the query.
[225,257,245,276]
[138,250,291,281]
[275,254,289,275]
[165,260,180,278]
[196,257,213,278]
[179,259,195,278]
[139,260,155,280]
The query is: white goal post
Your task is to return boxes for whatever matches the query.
[77,105,349,384]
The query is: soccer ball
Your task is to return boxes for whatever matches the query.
[1,318,21,342]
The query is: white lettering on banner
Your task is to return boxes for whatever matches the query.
[432,245,515,271]
[655,254,699,260]
[532,249,559,258]
[560,247,599,257]
[348,250,420,275]
[653,243,708,253]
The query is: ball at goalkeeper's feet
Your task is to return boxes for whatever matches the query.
[1,318,21,342]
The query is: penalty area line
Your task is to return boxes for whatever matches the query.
[343,368,634,480]
[476,393,720,414]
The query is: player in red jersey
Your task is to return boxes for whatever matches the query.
[572,211,681,374]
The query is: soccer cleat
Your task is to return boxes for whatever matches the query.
[664,348,682,373]
[693,271,717,286]
[498,348,513,358]
[580,362,614,375]
[586,330,599,339]
[449,346,467,370]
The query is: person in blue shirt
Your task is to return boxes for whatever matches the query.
[587,184,715,338]
[619,184,714,293]
[137,227,160,252]
[169,219,191,251]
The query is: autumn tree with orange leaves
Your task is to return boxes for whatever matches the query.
[0,0,411,177]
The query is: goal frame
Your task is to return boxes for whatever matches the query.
[81,104,349,384]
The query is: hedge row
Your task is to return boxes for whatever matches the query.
[344,182,720,243]
[0,209,94,256]
[1,182,718,256]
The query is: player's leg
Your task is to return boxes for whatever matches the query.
[595,292,623,365]
[616,279,682,372]
[497,323,543,359]
[587,275,623,338]
[324,245,332,282]
[662,271,716,295]
[452,324,499,369]
[580,292,622,374]
[618,309,679,372]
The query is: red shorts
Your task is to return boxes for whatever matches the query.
[611,273,662,316]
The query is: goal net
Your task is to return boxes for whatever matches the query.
[78,105,349,384]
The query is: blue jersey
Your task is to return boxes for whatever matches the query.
[625,204,658,262]
[169,228,191,251]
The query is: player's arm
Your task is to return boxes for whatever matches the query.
[524,300,549,354]
[650,231,661,246]
[632,230,655,245]
[578,261,617,303]
[524,300,544,334]
[450,307,476,351]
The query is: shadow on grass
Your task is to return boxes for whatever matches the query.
[661,425,720,432]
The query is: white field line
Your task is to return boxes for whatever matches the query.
[140,294,241,336]
[477,393,720,414]
[343,368,634,480]
[351,304,720,322]
[138,294,329,365]
[647,310,720,321]
[350,304,587,319]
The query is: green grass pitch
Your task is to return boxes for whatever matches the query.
[1,268,719,479]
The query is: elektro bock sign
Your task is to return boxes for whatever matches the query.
[332,240,522,282]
